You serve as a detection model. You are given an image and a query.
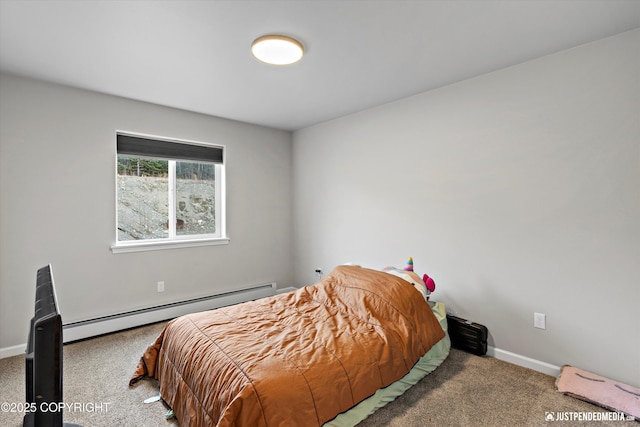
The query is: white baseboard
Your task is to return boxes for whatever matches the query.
[0,343,26,359]
[487,346,561,377]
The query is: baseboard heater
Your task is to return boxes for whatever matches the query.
[63,283,276,343]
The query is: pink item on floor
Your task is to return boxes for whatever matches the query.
[556,365,640,419]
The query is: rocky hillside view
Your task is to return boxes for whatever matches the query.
[117,175,216,240]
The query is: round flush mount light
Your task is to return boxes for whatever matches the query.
[251,35,304,65]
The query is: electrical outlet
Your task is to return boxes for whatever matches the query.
[157,281,165,292]
[534,312,546,329]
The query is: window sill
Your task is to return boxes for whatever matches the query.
[111,237,230,254]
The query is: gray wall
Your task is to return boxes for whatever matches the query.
[0,73,293,351]
[292,30,639,387]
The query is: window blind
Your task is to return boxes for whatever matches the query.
[117,134,223,163]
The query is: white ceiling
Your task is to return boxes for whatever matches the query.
[1,0,639,131]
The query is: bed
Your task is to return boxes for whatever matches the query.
[130,265,449,426]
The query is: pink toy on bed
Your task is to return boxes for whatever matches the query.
[384,257,436,301]
[405,256,437,292]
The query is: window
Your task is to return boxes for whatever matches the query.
[112,133,227,253]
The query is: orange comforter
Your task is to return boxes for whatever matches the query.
[130,265,445,426]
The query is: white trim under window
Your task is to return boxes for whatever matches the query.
[111,132,228,253]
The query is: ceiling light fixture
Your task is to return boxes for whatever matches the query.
[251,35,304,65]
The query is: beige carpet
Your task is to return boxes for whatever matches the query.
[0,322,630,426]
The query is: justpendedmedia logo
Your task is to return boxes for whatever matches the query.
[545,411,635,422]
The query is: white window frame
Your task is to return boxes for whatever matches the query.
[111,132,229,254]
